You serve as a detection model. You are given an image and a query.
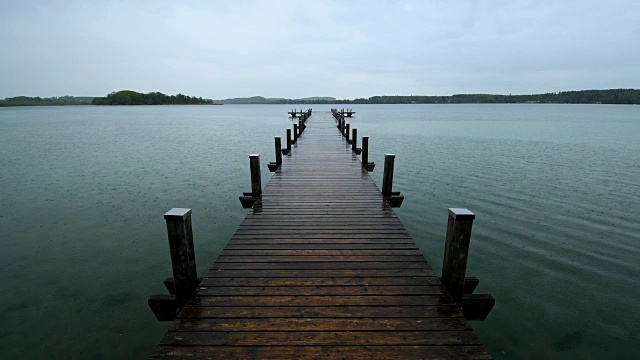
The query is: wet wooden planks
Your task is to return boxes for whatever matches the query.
[150,112,491,359]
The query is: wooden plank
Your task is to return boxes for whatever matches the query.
[210,262,430,270]
[214,255,427,262]
[177,305,463,319]
[227,239,415,244]
[150,345,492,360]
[229,235,413,240]
[168,317,472,332]
[159,330,482,346]
[204,269,437,278]
[194,286,445,296]
[186,295,455,307]
[198,277,442,287]
[219,249,425,256]
[224,244,420,250]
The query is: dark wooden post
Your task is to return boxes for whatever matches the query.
[164,208,197,300]
[275,137,282,165]
[269,136,282,171]
[250,154,261,196]
[441,208,475,301]
[361,136,375,171]
[293,123,298,143]
[352,128,358,151]
[382,154,395,196]
[298,119,303,134]
[286,128,292,155]
[362,136,369,164]
[345,124,350,142]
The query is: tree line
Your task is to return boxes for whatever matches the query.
[92,90,215,105]
[3,88,639,107]
[0,96,93,107]
[219,89,640,105]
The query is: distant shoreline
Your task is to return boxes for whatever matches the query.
[2,88,638,106]
[0,103,224,107]
[3,103,638,108]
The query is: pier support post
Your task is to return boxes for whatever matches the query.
[293,123,298,144]
[268,137,282,172]
[441,208,475,302]
[249,154,261,196]
[284,129,292,155]
[352,128,361,154]
[382,154,404,207]
[275,137,282,165]
[345,124,351,143]
[147,208,200,321]
[382,154,395,196]
[362,136,375,171]
[239,154,261,208]
[440,208,495,320]
[164,208,198,300]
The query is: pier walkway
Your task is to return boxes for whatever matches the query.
[150,112,491,359]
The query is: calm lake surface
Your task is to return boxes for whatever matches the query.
[0,104,638,359]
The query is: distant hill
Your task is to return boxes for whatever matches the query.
[300,97,336,101]
[220,96,282,104]
[219,96,336,104]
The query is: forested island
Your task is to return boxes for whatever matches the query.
[218,89,640,104]
[92,90,216,105]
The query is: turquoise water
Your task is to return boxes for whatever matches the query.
[0,104,638,358]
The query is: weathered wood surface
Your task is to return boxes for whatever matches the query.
[150,112,491,359]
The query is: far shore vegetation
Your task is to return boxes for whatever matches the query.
[219,89,640,104]
[92,90,216,105]
[0,96,94,107]
[1,89,639,107]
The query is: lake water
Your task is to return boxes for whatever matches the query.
[0,104,638,359]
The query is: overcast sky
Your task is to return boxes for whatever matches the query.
[1,0,639,99]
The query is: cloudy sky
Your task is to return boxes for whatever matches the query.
[1,0,639,99]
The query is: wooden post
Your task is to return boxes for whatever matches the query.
[362,136,369,165]
[250,154,261,196]
[441,208,475,301]
[352,128,357,151]
[293,123,298,143]
[286,128,292,155]
[269,137,282,172]
[164,208,197,300]
[274,137,282,165]
[298,119,303,134]
[345,124,350,142]
[382,154,395,196]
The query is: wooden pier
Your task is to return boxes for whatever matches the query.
[148,110,494,359]
[288,108,312,118]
